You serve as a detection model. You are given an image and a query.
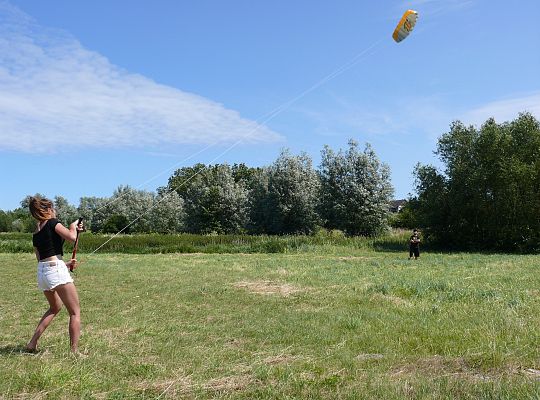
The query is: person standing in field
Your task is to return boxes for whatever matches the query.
[26,197,84,354]
[409,229,421,260]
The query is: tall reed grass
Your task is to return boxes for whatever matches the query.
[0,229,411,254]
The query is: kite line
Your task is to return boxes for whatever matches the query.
[87,36,388,256]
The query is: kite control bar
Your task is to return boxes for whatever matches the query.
[70,217,84,272]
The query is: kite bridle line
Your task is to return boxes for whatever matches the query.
[85,36,387,259]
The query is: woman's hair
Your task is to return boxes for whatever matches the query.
[29,197,54,221]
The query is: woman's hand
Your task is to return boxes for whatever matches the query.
[66,259,78,271]
[71,219,84,232]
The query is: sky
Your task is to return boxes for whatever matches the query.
[1,0,539,210]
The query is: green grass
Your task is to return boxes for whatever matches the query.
[1,249,539,398]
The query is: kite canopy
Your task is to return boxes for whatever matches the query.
[393,10,418,43]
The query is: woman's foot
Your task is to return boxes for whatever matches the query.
[24,346,39,354]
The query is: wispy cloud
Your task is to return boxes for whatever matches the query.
[463,92,540,126]
[298,89,540,143]
[0,1,282,153]
[296,93,453,141]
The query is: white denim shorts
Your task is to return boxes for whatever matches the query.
[37,260,73,291]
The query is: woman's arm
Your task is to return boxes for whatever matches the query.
[34,247,40,261]
[54,220,83,243]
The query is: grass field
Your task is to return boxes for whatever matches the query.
[1,248,539,398]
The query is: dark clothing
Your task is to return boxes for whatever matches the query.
[409,246,420,258]
[409,234,420,258]
[32,218,64,259]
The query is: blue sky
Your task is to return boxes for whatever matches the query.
[1,0,539,210]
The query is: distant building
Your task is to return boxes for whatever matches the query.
[389,199,407,213]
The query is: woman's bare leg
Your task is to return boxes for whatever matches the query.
[55,283,81,353]
[26,291,63,351]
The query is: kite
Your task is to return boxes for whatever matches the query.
[393,10,418,43]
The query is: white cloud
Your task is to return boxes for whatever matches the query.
[463,93,540,126]
[298,90,540,145]
[296,93,452,141]
[0,1,282,153]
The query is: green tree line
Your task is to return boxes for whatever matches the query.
[6,113,537,251]
[404,113,540,252]
[1,140,394,237]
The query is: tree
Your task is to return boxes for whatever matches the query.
[408,164,450,244]
[0,211,10,232]
[246,168,271,234]
[11,219,24,232]
[79,187,154,233]
[163,163,208,199]
[102,214,130,234]
[149,192,185,233]
[231,163,263,188]
[264,150,320,235]
[78,196,110,233]
[54,196,78,225]
[108,186,154,233]
[183,164,249,234]
[319,140,394,236]
[412,113,540,251]
[388,202,418,229]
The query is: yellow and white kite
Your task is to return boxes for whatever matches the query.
[392,10,418,43]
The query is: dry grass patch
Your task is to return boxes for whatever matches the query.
[233,280,302,297]
[392,355,465,374]
[263,354,300,365]
[390,356,506,382]
[135,374,194,398]
[8,392,49,400]
[370,292,413,307]
[202,374,253,392]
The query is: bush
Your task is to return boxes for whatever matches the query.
[388,206,417,229]
[102,215,130,234]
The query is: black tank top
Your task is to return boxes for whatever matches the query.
[32,218,64,259]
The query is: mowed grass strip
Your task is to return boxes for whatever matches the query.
[0,251,539,398]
